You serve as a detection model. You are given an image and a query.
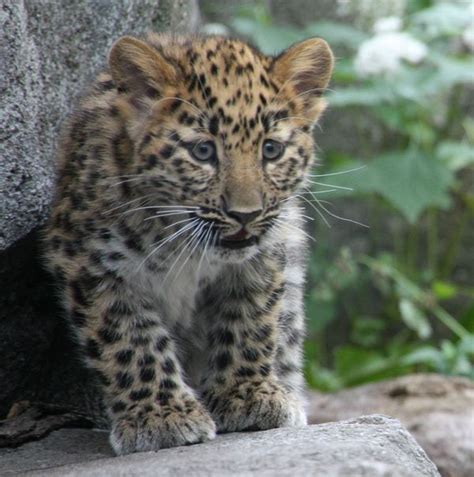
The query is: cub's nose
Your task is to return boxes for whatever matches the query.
[225,208,262,225]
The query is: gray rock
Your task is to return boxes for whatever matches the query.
[0,415,440,476]
[0,0,199,420]
[307,374,474,477]
[0,0,200,250]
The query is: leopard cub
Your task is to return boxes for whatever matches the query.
[44,33,333,455]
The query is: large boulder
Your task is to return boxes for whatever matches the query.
[0,0,200,250]
[0,415,440,476]
[0,0,199,419]
[307,374,474,477]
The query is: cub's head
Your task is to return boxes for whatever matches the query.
[108,34,333,260]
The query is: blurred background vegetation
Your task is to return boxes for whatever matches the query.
[200,0,474,391]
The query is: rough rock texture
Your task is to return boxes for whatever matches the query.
[0,0,200,250]
[0,415,440,477]
[0,0,199,419]
[307,374,474,477]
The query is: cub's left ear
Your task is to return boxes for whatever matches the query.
[272,38,334,120]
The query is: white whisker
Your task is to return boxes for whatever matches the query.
[303,186,368,228]
[134,205,199,210]
[310,198,369,229]
[196,223,214,275]
[104,195,154,215]
[306,180,353,191]
[142,211,195,222]
[135,219,198,272]
[308,165,366,178]
[163,220,206,283]
[163,216,196,229]
[109,177,149,188]
[274,218,316,243]
[298,189,339,195]
[287,194,331,228]
[171,222,208,282]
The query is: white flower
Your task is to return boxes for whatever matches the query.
[355,32,428,77]
[462,25,474,52]
[373,16,402,34]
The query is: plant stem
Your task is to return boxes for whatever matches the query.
[432,305,469,340]
[360,255,469,340]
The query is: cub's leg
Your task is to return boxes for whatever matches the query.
[274,240,308,408]
[63,267,215,455]
[198,254,307,432]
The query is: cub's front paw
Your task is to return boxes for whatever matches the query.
[205,380,307,433]
[110,396,216,455]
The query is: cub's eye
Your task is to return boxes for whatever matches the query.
[262,139,285,161]
[190,141,216,162]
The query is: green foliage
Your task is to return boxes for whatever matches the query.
[412,2,472,38]
[226,1,474,391]
[304,249,473,391]
[316,151,455,223]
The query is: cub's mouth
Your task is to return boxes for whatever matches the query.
[219,228,259,249]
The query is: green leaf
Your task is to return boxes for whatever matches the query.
[230,17,260,37]
[428,53,474,90]
[230,19,303,54]
[305,362,342,392]
[436,141,474,171]
[233,4,272,26]
[332,59,357,83]
[304,21,368,48]
[351,317,386,347]
[460,303,474,333]
[463,117,474,143]
[254,26,304,54]
[334,346,410,386]
[334,346,384,379]
[432,280,458,300]
[364,151,454,222]
[399,298,432,338]
[317,151,454,222]
[459,335,474,355]
[412,3,471,38]
[329,84,395,107]
[401,346,443,368]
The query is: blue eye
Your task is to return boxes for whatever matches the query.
[191,141,216,161]
[262,139,285,161]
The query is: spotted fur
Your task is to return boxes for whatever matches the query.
[43,33,333,455]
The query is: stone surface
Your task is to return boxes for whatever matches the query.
[0,0,200,250]
[307,374,474,477]
[0,0,199,420]
[0,415,440,477]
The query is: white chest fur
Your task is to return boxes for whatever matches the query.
[124,251,223,330]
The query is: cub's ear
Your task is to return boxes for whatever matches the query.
[108,36,177,97]
[272,38,334,119]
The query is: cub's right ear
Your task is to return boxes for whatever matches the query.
[108,36,177,97]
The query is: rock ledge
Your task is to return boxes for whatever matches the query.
[0,415,439,477]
